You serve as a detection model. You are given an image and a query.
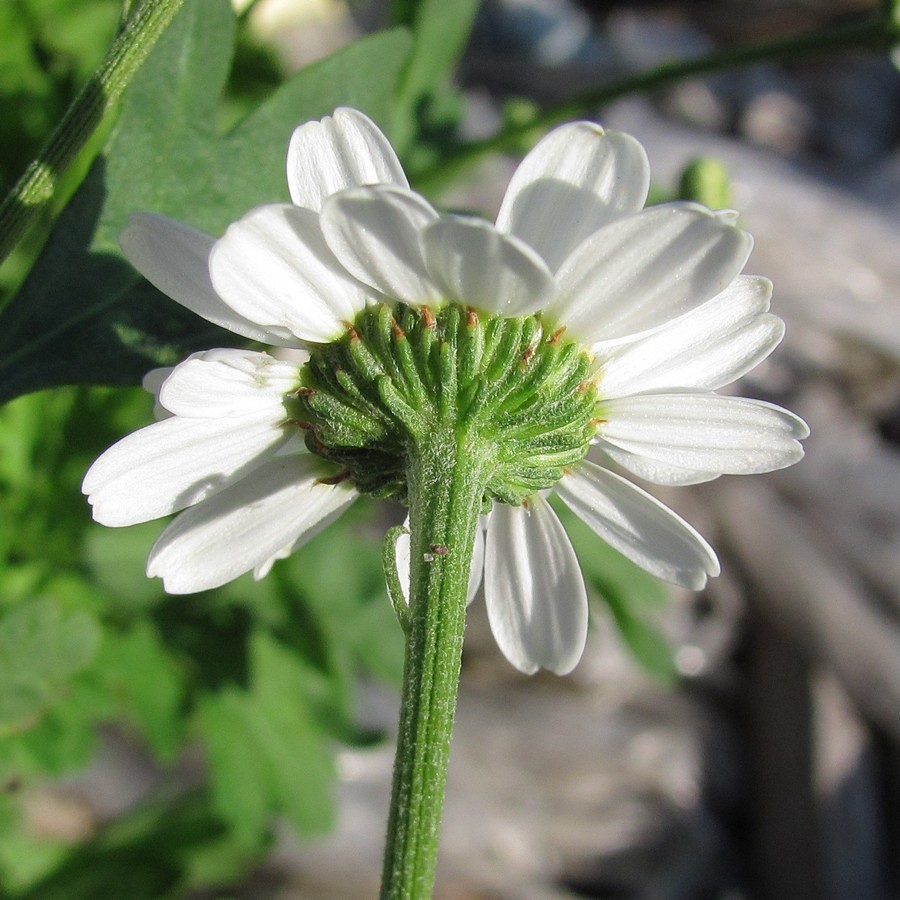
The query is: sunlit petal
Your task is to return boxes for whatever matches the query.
[287,107,408,210]
[484,496,588,675]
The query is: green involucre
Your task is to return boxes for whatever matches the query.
[294,302,600,507]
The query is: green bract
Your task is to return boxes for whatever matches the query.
[296,302,600,507]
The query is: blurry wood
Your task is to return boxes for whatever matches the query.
[742,610,822,900]
[813,672,888,900]
[714,480,900,742]
[871,727,900,897]
[779,388,900,607]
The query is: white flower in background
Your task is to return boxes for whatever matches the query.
[83,107,807,675]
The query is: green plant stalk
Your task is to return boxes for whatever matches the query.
[380,426,487,899]
[0,0,185,266]
[415,13,896,191]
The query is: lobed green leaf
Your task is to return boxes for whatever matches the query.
[0,1,411,404]
[0,599,101,738]
[199,630,337,849]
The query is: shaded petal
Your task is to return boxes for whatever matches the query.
[550,203,753,344]
[142,366,172,399]
[395,516,484,606]
[497,122,650,272]
[484,496,588,675]
[715,209,741,226]
[253,470,359,579]
[120,213,297,346]
[422,216,554,315]
[467,521,486,605]
[287,108,408,211]
[593,445,720,487]
[396,521,411,602]
[555,461,719,589]
[210,204,368,343]
[599,393,809,475]
[83,413,289,527]
[158,349,302,418]
[597,276,784,397]
[142,365,175,421]
[147,455,358,593]
[321,186,440,304]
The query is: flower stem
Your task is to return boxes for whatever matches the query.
[380,426,486,899]
[0,0,185,266]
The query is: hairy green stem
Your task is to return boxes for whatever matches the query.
[0,0,185,266]
[415,13,895,191]
[380,427,486,899]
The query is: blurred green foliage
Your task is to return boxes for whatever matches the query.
[0,3,410,403]
[0,381,405,895]
[0,0,122,195]
[0,0,122,305]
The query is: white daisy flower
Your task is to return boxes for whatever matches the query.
[83,107,807,675]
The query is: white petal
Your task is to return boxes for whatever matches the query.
[120,213,297,347]
[395,516,484,606]
[551,203,753,344]
[497,122,650,272]
[555,461,719,589]
[320,186,440,304]
[147,455,357,593]
[142,365,175,420]
[467,521,485,605]
[83,413,288,527]
[593,445,720,487]
[484,496,588,675]
[422,216,554,315]
[210,204,368,344]
[715,209,741,226]
[287,108,408,211]
[395,520,412,603]
[597,276,784,397]
[253,486,359,580]
[142,366,172,399]
[158,349,301,418]
[599,393,809,476]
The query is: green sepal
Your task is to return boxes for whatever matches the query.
[382,525,411,635]
[299,302,599,510]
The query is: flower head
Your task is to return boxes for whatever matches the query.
[84,108,807,675]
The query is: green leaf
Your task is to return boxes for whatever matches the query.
[199,630,337,849]
[678,156,732,209]
[84,521,168,613]
[15,791,227,900]
[392,0,479,161]
[0,0,120,191]
[94,623,185,760]
[0,598,101,737]
[399,0,478,105]
[602,593,677,684]
[283,502,405,686]
[199,689,271,850]
[0,0,411,404]
[553,501,677,682]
